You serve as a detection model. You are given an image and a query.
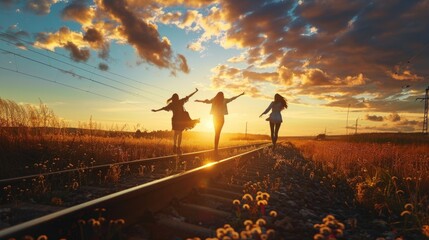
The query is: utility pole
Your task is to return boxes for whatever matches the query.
[346,104,350,135]
[416,86,429,134]
[355,118,359,135]
[245,121,248,140]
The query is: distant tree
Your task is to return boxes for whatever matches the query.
[135,129,142,138]
[315,133,326,140]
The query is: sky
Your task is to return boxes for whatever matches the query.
[0,0,428,136]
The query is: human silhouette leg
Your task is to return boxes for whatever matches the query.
[269,122,275,147]
[173,130,179,153]
[213,115,225,151]
[177,130,183,154]
[273,123,281,147]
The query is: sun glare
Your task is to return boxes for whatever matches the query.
[202,118,214,131]
[203,161,217,167]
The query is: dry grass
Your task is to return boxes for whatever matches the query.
[291,138,429,234]
[0,97,265,179]
[0,98,267,206]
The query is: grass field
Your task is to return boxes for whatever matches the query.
[0,98,268,179]
[289,134,429,237]
[0,98,269,206]
[2,97,428,237]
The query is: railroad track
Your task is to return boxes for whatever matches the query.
[0,142,269,184]
[0,142,278,239]
[0,142,267,214]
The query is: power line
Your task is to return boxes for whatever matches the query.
[0,31,171,93]
[0,65,124,103]
[0,37,166,99]
[1,47,163,104]
[407,41,429,64]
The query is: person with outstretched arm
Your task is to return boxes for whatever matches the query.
[195,91,244,152]
[259,93,287,150]
[152,88,199,154]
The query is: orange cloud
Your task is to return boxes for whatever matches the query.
[83,28,109,59]
[301,68,330,86]
[61,0,95,25]
[101,0,189,74]
[9,0,429,112]
[34,26,87,51]
[390,70,423,81]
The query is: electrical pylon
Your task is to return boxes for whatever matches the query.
[416,86,429,134]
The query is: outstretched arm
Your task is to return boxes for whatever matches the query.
[186,88,198,99]
[151,106,167,112]
[227,92,245,103]
[195,99,211,104]
[259,102,273,117]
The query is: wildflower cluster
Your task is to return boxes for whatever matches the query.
[292,139,429,237]
[104,165,122,183]
[233,191,271,219]
[77,208,125,240]
[188,219,276,240]
[243,177,281,196]
[313,214,345,240]
[399,202,427,234]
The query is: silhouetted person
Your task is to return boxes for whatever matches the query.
[152,88,199,154]
[259,93,287,150]
[195,91,244,152]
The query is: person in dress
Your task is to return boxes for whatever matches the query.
[259,93,287,150]
[195,91,244,152]
[152,88,199,154]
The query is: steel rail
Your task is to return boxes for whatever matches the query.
[0,143,270,239]
[0,142,268,184]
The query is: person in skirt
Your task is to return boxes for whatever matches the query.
[152,88,200,154]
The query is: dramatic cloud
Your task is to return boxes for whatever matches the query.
[362,112,421,132]
[385,113,401,122]
[366,114,384,122]
[63,41,90,62]
[210,64,267,98]
[25,0,57,15]
[34,26,87,51]
[101,0,189,74]
[98,62,109,71]
[61,0,94,25]
[177,54,189,74]
[83,28,109,59]
[83,28,103,43]
[5,0,429,112]
[205,0,429,113]
[301,68,331,86]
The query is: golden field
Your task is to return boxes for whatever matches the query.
[290,135,429,235]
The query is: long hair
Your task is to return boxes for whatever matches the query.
[212,92,224,106]
[274,93,287,110]
[167,93,179,104]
